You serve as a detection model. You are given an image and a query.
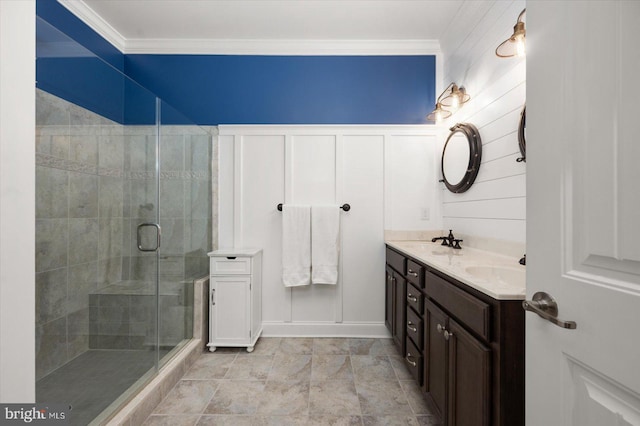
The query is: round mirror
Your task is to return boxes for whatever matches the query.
[517,105,526,162]
[441,123,482,193]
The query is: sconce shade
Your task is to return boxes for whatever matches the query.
[440,84,471,108]
[427,82,470,123]
[427,102,452,122]
[496,9,526,58]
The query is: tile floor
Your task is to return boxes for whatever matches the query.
[143,337,442,426]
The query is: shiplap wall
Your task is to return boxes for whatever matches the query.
[438,0,526,243]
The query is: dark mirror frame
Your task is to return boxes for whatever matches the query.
[441,122,482,193]
[517,105,526,162]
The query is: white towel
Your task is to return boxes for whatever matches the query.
[282,205,311,287]
[311,205,340,285]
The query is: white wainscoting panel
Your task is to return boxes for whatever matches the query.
[289,135,337,323]
[385,134,441,231]
[238,136,285,322]
[341,135,385,322]
[218,125,438,336]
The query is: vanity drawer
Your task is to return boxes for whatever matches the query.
[406,282,423,315]
[406,306,424,350]
[406,260,424,288]
[386,248,406,275]
[405,337,423,385]
[425,270,490,341]
[210,256,251,275]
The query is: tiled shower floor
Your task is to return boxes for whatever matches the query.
[143,338,442,426]
[36,349,167,426]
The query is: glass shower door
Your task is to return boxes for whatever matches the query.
[35,17,160,425]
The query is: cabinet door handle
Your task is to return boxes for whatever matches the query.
[444,330,453,341]
[407,321,417,332]
[211,289,215,306]
[405,352,417,367]
[437,323,444,333]
[407,293,418,303]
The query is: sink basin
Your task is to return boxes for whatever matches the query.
[464,265,525,287]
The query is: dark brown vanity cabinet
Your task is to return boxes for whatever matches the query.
[385,245,524,426]
[384,262,406,354]
[425,299,491,426]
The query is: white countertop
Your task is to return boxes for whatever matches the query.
[386,240,526,300]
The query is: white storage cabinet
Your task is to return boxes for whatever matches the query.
[207,249,262,352]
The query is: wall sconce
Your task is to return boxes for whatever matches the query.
[495,8,526,58]
[427,82,470,123]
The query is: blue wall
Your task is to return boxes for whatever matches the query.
[125,55,436,125]
[36,0,123,71]
[37,1,437,126]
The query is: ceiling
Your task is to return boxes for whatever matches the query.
[59,0,465,54]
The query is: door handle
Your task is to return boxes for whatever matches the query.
[522,291,577,329]
[137,223,161,252]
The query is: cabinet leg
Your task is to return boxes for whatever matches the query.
[246,346,254,353]
[208,346,217,353]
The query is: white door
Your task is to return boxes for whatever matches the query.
[527,2,640,424]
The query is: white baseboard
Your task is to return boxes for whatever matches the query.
[261,321,390,338]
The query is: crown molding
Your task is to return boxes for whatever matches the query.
[57,0,127,52]
[57,1,441,56]
[123,39,441,55]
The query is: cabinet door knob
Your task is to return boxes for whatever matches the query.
[444,330,453,341]
[437,323,444,333]
[407,294,418,303]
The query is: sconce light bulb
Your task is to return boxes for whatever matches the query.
[451,94,460,109]
[515,35,526,57]
[435,110,443,122]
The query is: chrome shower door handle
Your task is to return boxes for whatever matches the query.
[523,291,577,329]
[137,223,161,252]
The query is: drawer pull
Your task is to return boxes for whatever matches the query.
[408,269,419,277]
[226,256,237,260]
[407,321,417,333]
[405,352,417,367]
[437,323,444,333]
[407,294,418,303]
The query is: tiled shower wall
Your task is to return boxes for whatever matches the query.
[35,89,213,379]
[35,89,128,379]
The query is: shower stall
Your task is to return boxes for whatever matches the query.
[35,18,212,425]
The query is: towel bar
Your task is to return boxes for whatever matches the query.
[277,203,351,212]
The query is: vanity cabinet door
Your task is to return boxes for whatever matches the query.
[447,318,491,426]
[385,267,393,332]
[393,275,406,354]
[425,299,448,421]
